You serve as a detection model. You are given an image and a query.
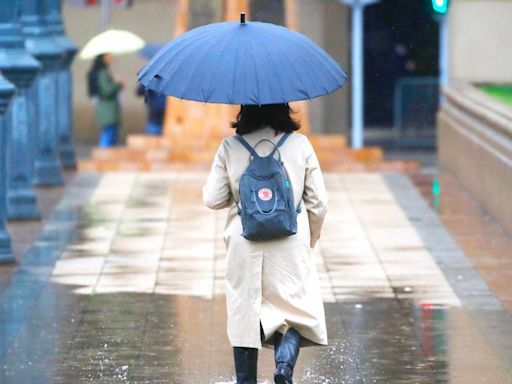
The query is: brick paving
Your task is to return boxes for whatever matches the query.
[48,173,459,306]
[0,171,511,383]
[412,171,512,315]
[0,171,76,292]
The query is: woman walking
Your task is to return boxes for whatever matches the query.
[87,53,123,147]
[203,104,328,384]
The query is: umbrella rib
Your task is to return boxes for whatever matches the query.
[288,38,334,99]
[274,35,315,100]
[251,33,288,104]
[202,32,241,102]
[280,30,344,78]
[173,32,233,101]
[281,33,347,89]
[140,28,223,81]
[246,34,262,105]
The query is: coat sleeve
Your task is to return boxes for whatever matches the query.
[97,70,121,99]
[203,141,233,210]
[302,139,328,248]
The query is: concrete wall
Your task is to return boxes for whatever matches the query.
[63,0,177,144]
[438,83,512,234]
[297,0,350,134]
[450,0,512,82]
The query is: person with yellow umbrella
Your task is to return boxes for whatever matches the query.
[80,29,144,147]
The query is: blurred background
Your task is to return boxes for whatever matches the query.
[65,0,512,148]
[1,1,512,382]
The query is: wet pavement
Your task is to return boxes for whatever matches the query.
[412,171,512,315]
[0,171,75,292]
[1,172,511,383]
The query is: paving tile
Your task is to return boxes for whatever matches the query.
[0,172,511,383]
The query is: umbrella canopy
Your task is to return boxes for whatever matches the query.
[139,43,166,60]
[138,19,347,105]
[80,29,145,60]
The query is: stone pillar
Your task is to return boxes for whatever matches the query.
[21,0,65,186]
[0,74,16,263]
[0,1,42,220]
[45,0,77,169]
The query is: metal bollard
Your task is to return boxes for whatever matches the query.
[21,1,65,186]
[0,73,16,263]
[45,0,78,169]
[0,1,42,220]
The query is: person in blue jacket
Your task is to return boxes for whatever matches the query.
[136,84,167,136]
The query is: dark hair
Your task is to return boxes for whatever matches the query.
[87,54,108,97]
[231,104,300,135]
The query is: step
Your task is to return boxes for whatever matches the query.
[77,159,100,172]
[317,151,354,168]
[149,162,211,172]
[78,159,150,172]
[323,162,367,172]
[91,147,175,163]
[308,134,347,150]
[326,159,420,173]
[79,158,419,174]
[91,147,148,162]
[168,148,216,163]
[146,148,173,162]
[365,160,421,173]
[126,134,171,149]
[348,147,384,163]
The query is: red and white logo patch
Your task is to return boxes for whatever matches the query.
[258,188,273,201]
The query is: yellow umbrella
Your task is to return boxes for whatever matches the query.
[79,29,145,60]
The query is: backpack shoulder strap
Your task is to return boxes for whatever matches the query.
[235,135,259,158]
[270,132,292,157]
[275,132,292,148]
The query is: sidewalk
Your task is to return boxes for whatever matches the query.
[0,172,75,292]
[0,171,511,383]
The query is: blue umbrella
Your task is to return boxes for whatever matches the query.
[137,16,347,105]
[138,43,166,60]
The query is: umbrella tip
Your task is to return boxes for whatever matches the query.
[240,12,246,24]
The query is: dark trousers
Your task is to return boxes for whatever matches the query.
[233,347,258,384]
[145,121,163,136]
[233,327,302,384]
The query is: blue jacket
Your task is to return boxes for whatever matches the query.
[137,84,166,124]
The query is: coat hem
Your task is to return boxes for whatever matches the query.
[229,338,263,350]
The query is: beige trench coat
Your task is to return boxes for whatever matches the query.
[203,127,328,349]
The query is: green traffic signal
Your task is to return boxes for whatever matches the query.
[432,0,449,14]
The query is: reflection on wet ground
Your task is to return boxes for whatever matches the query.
[0,172,511,383]
[412,171,512,315]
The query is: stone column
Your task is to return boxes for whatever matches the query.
[21,0,65,186]
[0,74,16,263]
[0,1,42,220]
[45,0,77,169]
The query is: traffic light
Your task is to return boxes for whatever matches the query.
[431,0,449,15]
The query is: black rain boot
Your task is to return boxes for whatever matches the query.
[273,328,301,384]
[233,347,258,384]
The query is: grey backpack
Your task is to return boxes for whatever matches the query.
[235,132,301,241]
